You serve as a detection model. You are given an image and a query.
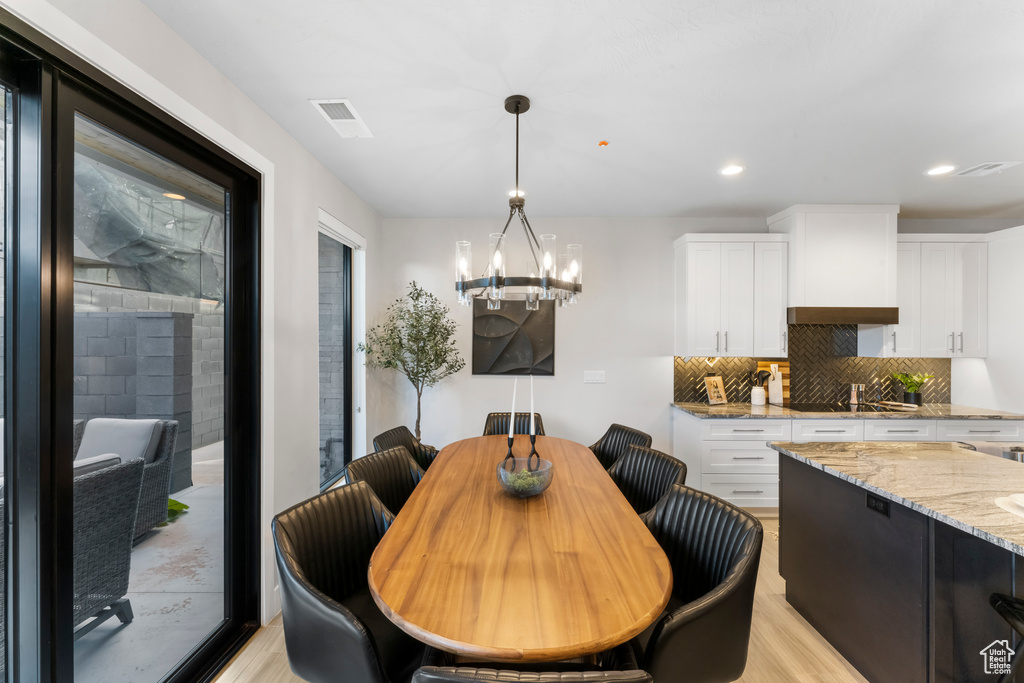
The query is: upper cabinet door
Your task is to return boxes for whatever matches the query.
[892,242,921,357]
[954,243,987,357]
[753,242,788,358]
[919,243,956,358]
[685,242,723,357]
[720,242,755,357]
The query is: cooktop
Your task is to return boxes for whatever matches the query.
[787,402,904,413]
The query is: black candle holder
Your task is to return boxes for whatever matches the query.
[527,434,540,471]
[501,435,516,471]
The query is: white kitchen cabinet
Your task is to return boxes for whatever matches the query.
[674,235,787,358]
[919,241,987,358]
[936,420,1023,441]
[858,242,921,357]
[791,419,865,442]
[864,420,937,441]
[753,242,789,357]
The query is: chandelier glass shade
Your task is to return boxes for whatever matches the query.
[455,95,582,311]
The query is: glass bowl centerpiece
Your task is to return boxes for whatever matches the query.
[497,457,553,498]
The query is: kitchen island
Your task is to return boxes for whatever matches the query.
[771,441,1024,683]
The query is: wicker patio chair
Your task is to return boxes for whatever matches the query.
[77,418,178,540]
[73,458,144,638]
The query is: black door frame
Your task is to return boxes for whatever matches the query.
[1,11,262,682]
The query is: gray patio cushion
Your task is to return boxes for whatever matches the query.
[73,453,121,477]
[77,418,161,463]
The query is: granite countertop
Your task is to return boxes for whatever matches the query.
[672,402,1024,420]
[769,441,1024,556]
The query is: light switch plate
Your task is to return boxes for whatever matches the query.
[583,370,606,384]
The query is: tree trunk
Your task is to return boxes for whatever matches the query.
[415,386,423,440]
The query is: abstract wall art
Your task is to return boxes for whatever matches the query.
[472,299,555,375]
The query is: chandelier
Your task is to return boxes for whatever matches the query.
[455,95,582,311]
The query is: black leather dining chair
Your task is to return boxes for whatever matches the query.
[273,481,424,683]
[346,446,425,516]
[607,444,687,515]
[637,484,763,683]
[590,423,653,470]
[415,646,651,682]
[990,593,1024,682]
[482,412,545,436]
[413,668,653,682]
[373,425,439,471]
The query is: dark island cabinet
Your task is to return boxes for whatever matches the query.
[780,455,1022,683]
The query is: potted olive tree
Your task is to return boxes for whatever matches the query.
[892,372,934,406]
[359,281,465,439]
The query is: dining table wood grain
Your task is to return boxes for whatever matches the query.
[367,434,673,662]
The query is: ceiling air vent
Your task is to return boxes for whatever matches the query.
[311,99,373,138]
[954,161,1021,177]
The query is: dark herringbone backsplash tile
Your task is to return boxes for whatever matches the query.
[674,324,951,404]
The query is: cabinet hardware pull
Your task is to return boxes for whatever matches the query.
[716,331,720,353]
[958,332,963,353]
[891,331,896,353]
[968,430,1001,434]
[885,429,918,433]
[782,331,787,352]
[949,332,954,352]
[813,429,846,433]
[732,456,766,460]
[731,429,765,432]
[732,490,765,494]
[724,331,728,352]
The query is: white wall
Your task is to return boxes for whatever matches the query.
[373,217,765,453]
[2,0,386,622]
[952,225,1024,413]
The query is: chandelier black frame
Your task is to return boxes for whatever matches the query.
[455,95,582,310]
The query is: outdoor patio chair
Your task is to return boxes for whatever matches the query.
[73,458,144,638]
[76,418,178,540]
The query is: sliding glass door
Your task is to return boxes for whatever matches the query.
[1,19,260,682]
[318,233,352,488]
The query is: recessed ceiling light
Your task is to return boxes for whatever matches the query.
[719,164,745,176]
[508,189,525,198]
[926,164,956,176]
[163,192,186,200]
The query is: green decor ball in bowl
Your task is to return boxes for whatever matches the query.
[497,458,553,498]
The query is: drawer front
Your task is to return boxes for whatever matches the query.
[702,441,779,474]
[936,420,1024,442]
[701,419,792,441]
[864,420,938,441]
[702,474,779,508]
[792,419,865,442]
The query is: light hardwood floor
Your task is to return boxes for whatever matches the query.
[214,518,868,683]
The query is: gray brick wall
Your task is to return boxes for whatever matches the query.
[75,283,224,449]
[74,311,194,492]
[319,235,347,483]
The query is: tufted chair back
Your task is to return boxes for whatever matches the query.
[346,446,425,516]
[373,425,438,471]
[608,444,687,515]
[641,484,763,683]
[590,423,653,470]
[273,481,402,683]
[482,412,545,437]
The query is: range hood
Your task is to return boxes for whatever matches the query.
[786,306,899,325]
[768,204,901,325]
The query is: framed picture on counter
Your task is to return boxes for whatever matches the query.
[705,375,727,405]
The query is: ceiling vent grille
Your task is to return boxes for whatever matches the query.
[954,161,1021,177]
[311,99,373,138]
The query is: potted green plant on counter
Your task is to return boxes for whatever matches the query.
[891,372,934,406]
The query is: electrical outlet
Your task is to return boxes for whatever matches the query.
[866,493,890,517]
[583,371,606,384]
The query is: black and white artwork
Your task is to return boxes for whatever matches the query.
[472,299,555,375]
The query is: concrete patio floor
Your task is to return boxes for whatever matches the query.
[75,442,225,682]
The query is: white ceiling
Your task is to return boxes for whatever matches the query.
[136,0,1024,220]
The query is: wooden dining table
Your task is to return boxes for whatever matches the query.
[367,434,673,662]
